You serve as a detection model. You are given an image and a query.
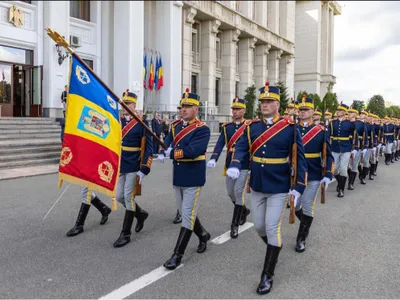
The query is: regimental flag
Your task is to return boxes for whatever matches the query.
[154,54,159,91]
[148,56,154,91]
[143,54,147,90]
[59,56,121,198]
[157,55,163,91]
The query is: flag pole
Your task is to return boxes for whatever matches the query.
[46,28,166,150]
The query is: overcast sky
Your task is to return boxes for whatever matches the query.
[334,1,400,106]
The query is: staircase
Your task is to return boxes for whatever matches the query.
[0,118,62,170]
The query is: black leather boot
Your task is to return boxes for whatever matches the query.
[295,208,303,222]
[385,154,390,165]
[164,227,193,270]
[134,203,149,233]
[391,153,395,163]
[113,210,135,248]
[230,205,243,239]
[360,167,368,184]
[373,161,378,176]
[395,151,399,161]
[90,197,111,225]
[239,205,250,225]
[66,203,91,237]
[337,176,345,198]
[295,215,314,253]
[358,164,363,180]
[193,217,211,253]
[260,236,268,245]
[347,171,356,190]
[256,244,282,295]
[173,210,182,224]
[369,165,375,180]
[335,175,340,192]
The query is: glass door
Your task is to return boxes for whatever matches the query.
[30,66,42,117]
[0,63,12,117]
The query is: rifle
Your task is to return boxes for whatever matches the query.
[289,110,297,224]
[45,28,167,151]
[321,118,329,204]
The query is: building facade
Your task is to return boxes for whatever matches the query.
[0,0,340,120]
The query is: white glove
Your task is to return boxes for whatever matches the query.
[157,154,165,163]
[320,177,331,191]
[288,189,301,208]
[351,150,357,157]
[207,159,216,168]
[362,148,368,156]
[165,147,172,157]
[226,167,240,179]
[136,171,146,185]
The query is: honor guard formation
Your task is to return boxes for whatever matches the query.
[63,81,400,296]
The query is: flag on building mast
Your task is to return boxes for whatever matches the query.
[143,54,147,89]
[154,53,159,91]
[157,55,163,91]
[148,56,154,91]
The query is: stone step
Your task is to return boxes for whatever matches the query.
[0,145,61,155]
[0,132,61,140]
[0,120,58,126]
[0,124,61,130]
[0,138,61,148]
[0,157,60,170]
[0,117,57,123]
[0,128,61,135]
[0,151,60,163]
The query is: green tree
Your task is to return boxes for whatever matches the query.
[366,95,386,118]
[244,85,256,119]
[297,90,309,102]
[321,92,339,113]
[275,80,290,114]
[386,107,394,117]
[389,106,400,118]
[352,100,364,112]
[309,93,322,110]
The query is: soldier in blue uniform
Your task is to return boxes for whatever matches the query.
[295,95,334,252]
[393,118,399,161]
[312,109,323,125]
[347,107,367,190]
[324,109,333,122]
[113,90,153,248]
[207,96,251,238]
[383,116,396,165]
[226,82,308,295]
[161,88,211,270]
[368,114,380,179]
[329,102,356,198]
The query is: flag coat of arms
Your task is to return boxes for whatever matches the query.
[59,56,121,197]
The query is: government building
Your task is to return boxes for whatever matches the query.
[0,0,341,120]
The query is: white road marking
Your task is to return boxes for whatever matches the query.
[99,265,183,300]
[98,221,255,299]
[42,183,71,221]
[210,222,254,245]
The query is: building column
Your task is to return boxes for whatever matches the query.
[113,1,144,112]
[279,55,295,98]
[43,1,70,117]
[267,1,279,35]
[101,1,114,88]
[220,29,240,116]
[321,2,329,76]
[254,44,271,89]
[238,37,257,97]
[181,7,197,93]
[154,1,183,113]
[255,1,267,28]
[267,49,283,85]
[329,7,334,75]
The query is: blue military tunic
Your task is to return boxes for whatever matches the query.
[230,116,308,194]
[298,122,334,181]
[120,116,153,175]
[354,120,367,150]
[383,123,395,143]
[211,119,251,172]
[329,117,356,153]
[165,119,211,187]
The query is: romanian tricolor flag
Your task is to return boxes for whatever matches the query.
[58,56,121,198]
[154,55,159,91]
[148,56,154,91]
[143,54,147,89]
[157,56,163,91]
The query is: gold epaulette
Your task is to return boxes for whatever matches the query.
[282,116,294,125]
[171,120,182,127]
[222,122,232,127]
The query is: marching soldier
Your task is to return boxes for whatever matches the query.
[295,95,334,252]
[330,102,355,198]
[324,109,333,122]
[383,116,395,164]
[226,82,308,294]
[393,118,399,161]
[207,96,251,238]
[369,114,380,178]
[312,109,323,125]
[159,88,211,270]
[347,107,367,190]
[66,188,112,237]
[113,90,153,248]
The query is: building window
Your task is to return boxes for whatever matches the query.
[216,33,221,70]
[70,0,90,22]
[235,82,239,96]
[192,23,200,64]
[236,45,239,73]
[82,59,94,71]
[215,78,220,107]
[191,74,198,94]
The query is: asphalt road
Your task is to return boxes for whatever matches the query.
[1,158,399,299]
